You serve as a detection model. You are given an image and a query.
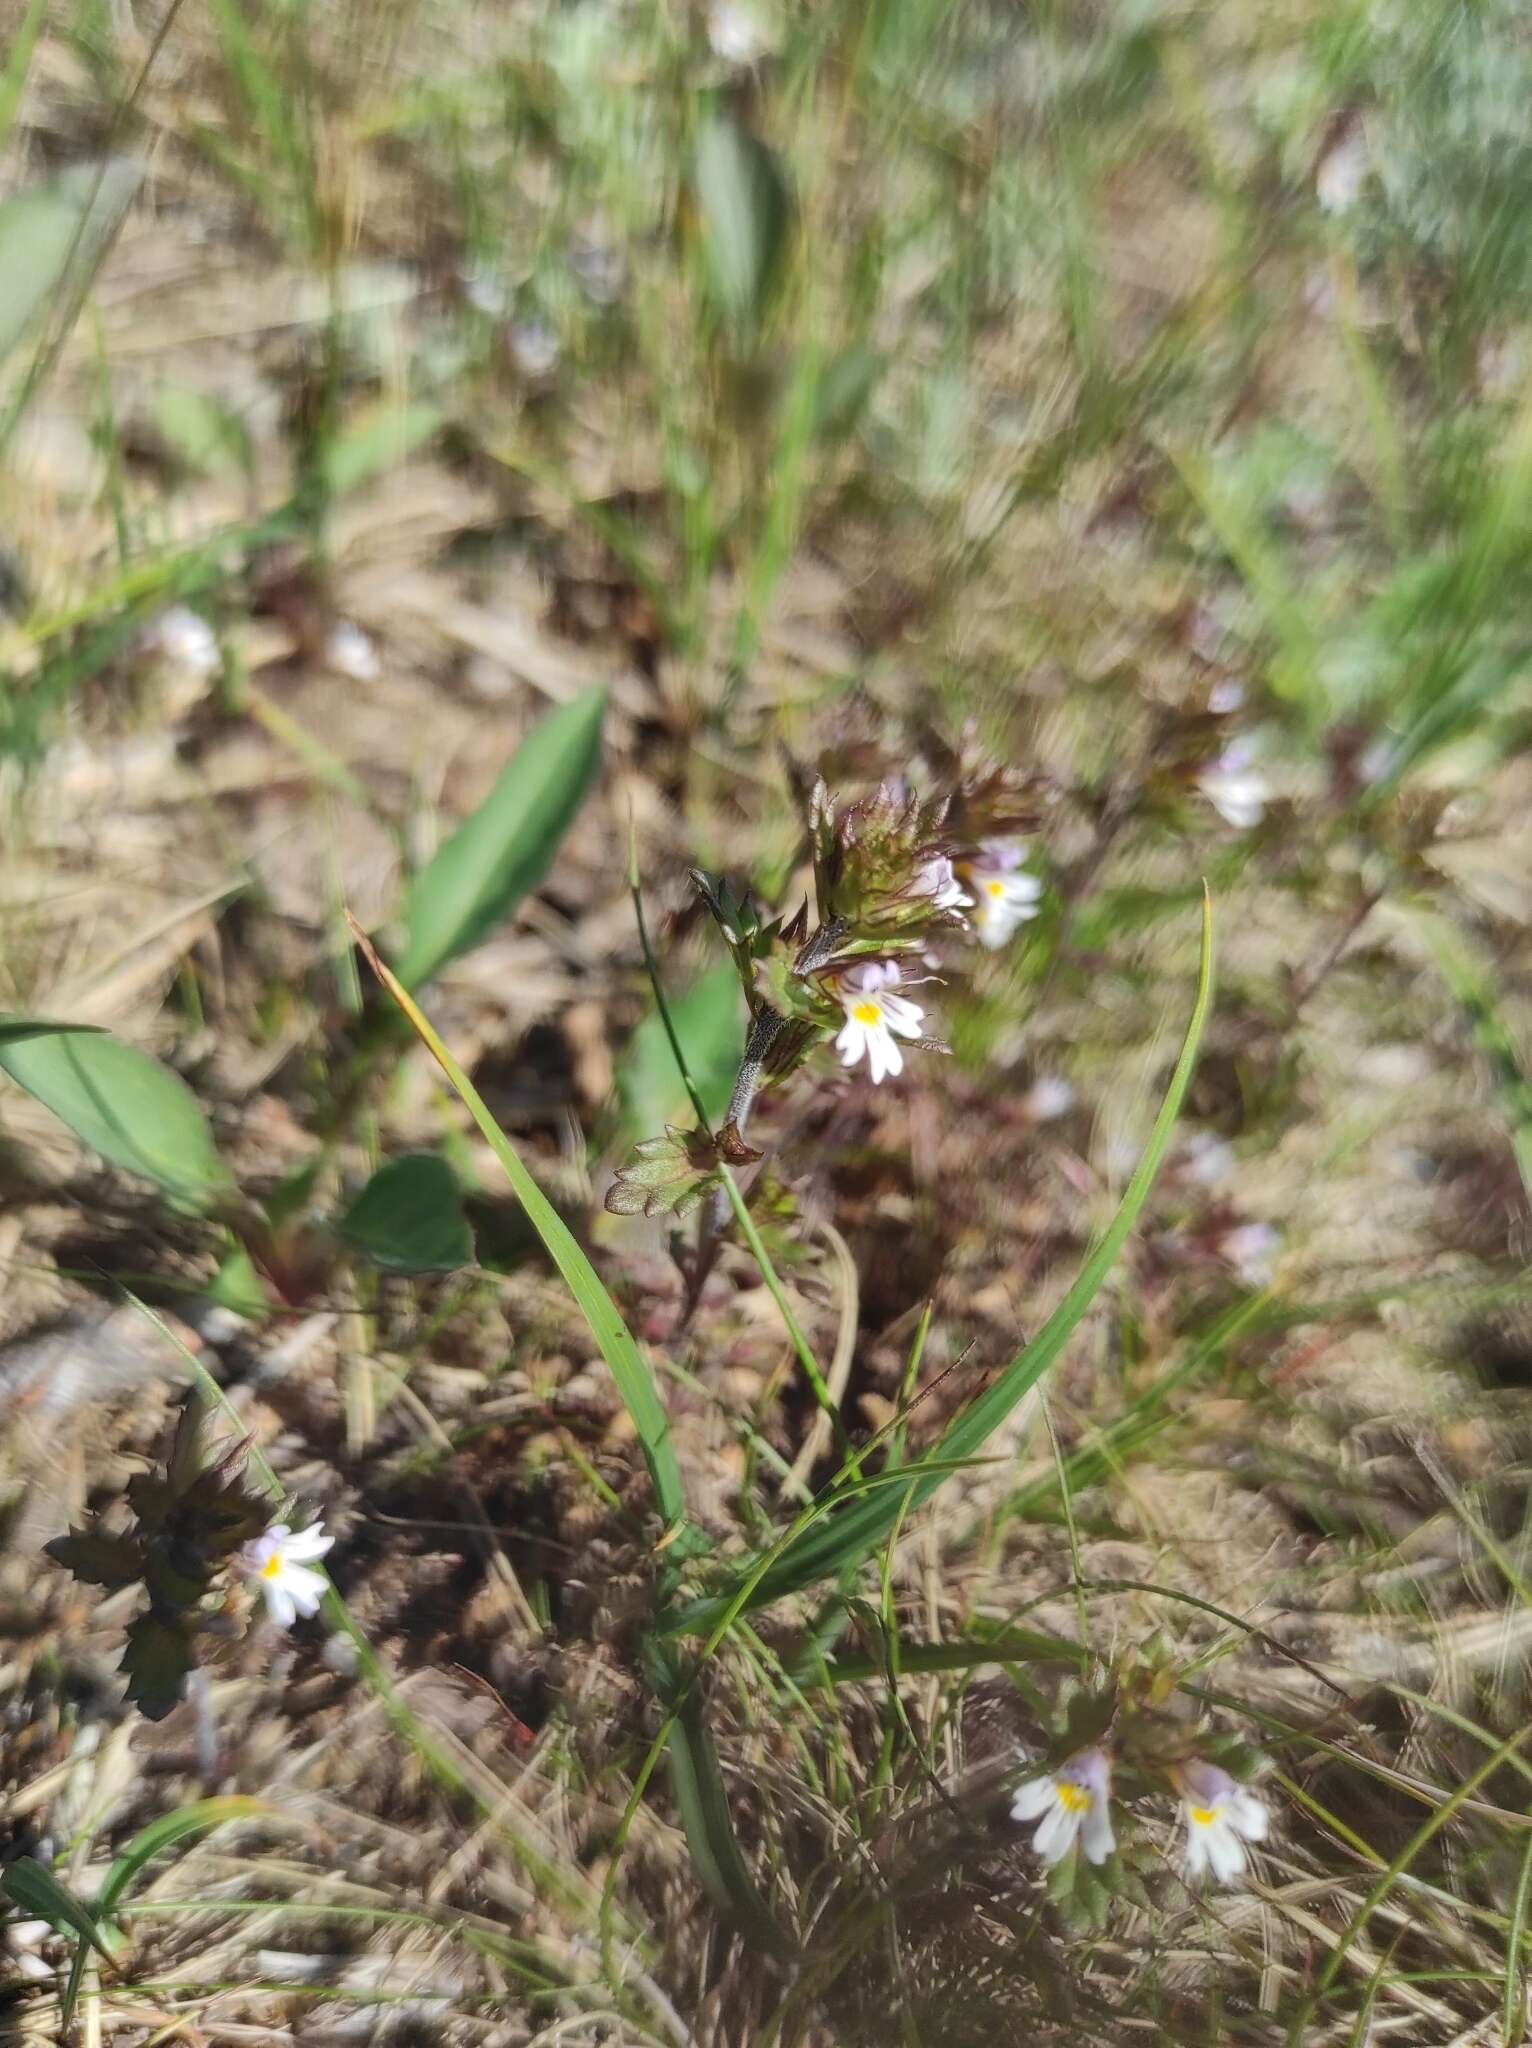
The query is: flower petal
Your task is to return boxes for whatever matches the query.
[1010,1778,1053,1821]
[1031,1798,1078,1864]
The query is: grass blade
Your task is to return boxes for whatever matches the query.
[349,915,684,1529]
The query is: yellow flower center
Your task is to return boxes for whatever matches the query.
[852,1001,883,1025]
[260,1554,284,1579]
[1189,1805,1220,1826]
[1057,1781,1093,1812]
[985,878,1006,898]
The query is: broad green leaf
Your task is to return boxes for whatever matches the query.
[667,892,1216,1631]
[694,116,793,333]
[394,685,606,988]
[338,1151,475,1272]
[206,1245,277,1318]
[618,963,744,1137]
[320,400,442,498]
[0,159,142,366]
[0,1018,233,1213]
[98,1797,269,1920]
[152,383,255,479]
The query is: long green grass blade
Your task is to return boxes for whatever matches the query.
[667,889,1215,1630]
[350,917,684,1529]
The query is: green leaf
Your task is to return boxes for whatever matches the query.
[206,1245,277,1318]
[320,400,442,498]
[97,1797,268,1921]
[338,1151,475,1272]
[152,383,255,479]
[618,963,745,1137]
[668,891,1216,1631]
[0,1017,233,1213]
[694,116,793,334]
[1,1857,113,1960]
[394,685,606,988]
[120,1612,197,1722]
[45,1528,144,1588]
[0,159,142,367]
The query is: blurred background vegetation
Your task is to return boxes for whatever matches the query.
[2,0,1532,2041]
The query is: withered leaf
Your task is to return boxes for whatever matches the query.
[606,1125,723,1219]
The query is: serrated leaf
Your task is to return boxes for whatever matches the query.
[0,1016,233,1212]
[694,116,793,333]
[0,159,142,366]
[394,686,606,989]
[606,1126,722,1220]
[45,1528,144,1588]
[338,1151,474,1272]
[618,963,745,1138]
[120,1612,197,1722]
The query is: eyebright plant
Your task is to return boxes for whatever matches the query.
[607,758,1046,1240]
[45,1391,330,1719]
[1005,1652,1271,1931]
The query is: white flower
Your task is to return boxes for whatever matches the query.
[834,961,925,1085]
[146,606,219,677]
[241,1520,333,1629]
[1316,127,1369,215]
[509,317,560,377]
[1198,740,1269,829]
[1174,1761,1269,1885]
[1011,1747,1116,1865]
[708,0,770,64]
[1023,1075,1076,1122]
[1181,1130,1236,1186]
[324,621,380,682]
[961,839,1044,949]
[1219,1221,1279,1287]
[914,854,971,912]
[1207,676,1246,715]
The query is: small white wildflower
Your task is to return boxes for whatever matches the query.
[1219,1221,1279,1287]
[914,853,971,912]
[1023,1075,1076,1122]
[1011,1747,1116,1866]
[241,1520,333,1629]
[834,961,924,1085]
[509,317,560,378]
[1173,1761,1269,1885]
[1207,675,1246,716]
[1316,125,1369,215]
[708,0,770,64]
[1181,1130,1236,1186]
[324,621,380,682]
[961,839,1044,950]
[146,606,219,678]
[1197,739,1269,829]
[570,234,625,306]
[461,267,512,318]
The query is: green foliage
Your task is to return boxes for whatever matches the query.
[0,1017,234,1213]
[618,963,745,1136]
[338,1151,475,1272]
[0,158,141,367]
[669,893,1214,1631]
[151,383,256,480]
[693,115,794,337]
[394,686,606,989]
